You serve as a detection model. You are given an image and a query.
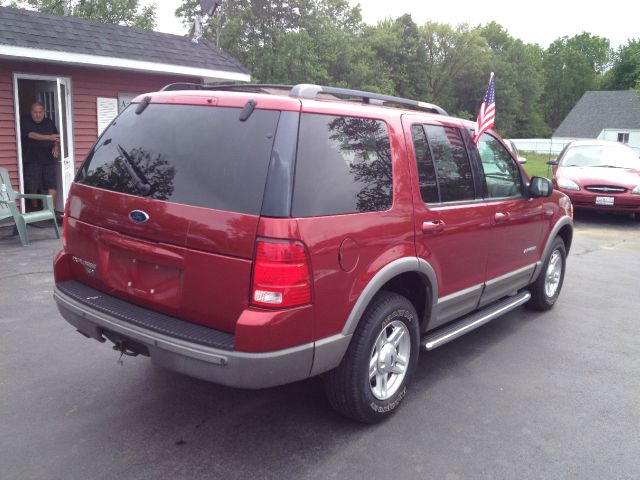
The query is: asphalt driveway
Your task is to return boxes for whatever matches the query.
[1,212,639,480]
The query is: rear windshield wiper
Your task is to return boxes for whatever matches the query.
[117,144,151,195]
[594,165,624,168]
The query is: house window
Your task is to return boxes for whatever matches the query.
[617,133,630,143]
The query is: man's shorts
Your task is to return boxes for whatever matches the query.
[23,162,57,192]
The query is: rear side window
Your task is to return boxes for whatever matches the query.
[413,124,475,203]
[292,114,392,217]
[410,124,439,203]
[76,104,280,215]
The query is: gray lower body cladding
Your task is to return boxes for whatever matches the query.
[54,281,317,389]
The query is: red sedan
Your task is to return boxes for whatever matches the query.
[549,140,640,218]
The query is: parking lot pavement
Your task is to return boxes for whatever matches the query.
[1,213,639,480]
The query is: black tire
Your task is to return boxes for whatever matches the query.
[526,237,566,311]
[323,291,420,424]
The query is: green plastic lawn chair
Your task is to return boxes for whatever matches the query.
[0,166,60,246]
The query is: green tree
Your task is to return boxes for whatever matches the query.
[13,0,156,29]
[362,15,429,99]
[543,33,612,128]
[172,2,619,138]
[475,22,550,137]
[176,0,364,83]
[246,14,374,88]
[419,22,487,114]
[603,39,640,90]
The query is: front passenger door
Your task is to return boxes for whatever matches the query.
[403,116,493,329]
[476,133,548,306]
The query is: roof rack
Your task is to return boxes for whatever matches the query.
[160,83,293,93]
[160,82,447,115]
[289,84,447,115]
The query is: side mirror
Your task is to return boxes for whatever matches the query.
[517,156,527,164]
[547,159,559,166]
[529,176,553,198]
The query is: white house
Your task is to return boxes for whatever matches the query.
[553,90,640,154]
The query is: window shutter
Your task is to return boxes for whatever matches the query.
[96,97,118,135]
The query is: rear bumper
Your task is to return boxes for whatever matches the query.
[54,282,317,389]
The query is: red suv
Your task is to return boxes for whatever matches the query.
[54,84,573,423]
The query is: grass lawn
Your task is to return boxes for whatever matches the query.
[520,151,556,178]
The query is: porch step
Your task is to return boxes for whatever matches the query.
[421,291,531,351]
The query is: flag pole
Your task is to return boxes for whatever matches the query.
[489,71,494,85]
[473,72,496,145]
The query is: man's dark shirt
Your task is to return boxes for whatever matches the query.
[21,116,58,165]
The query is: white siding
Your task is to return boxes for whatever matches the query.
[599,129,640,154]
[631,132,640,155]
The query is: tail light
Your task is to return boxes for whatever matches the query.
[251,240,312,308]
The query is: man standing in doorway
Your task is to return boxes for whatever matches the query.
[21,101,60,210]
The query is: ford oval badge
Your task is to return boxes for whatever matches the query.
[129,210,149,224]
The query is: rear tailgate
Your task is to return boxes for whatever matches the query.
[66,185,257,332]
[63,99,286,333]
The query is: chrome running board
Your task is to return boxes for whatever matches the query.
[421,291,531,351]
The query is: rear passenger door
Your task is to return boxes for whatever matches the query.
[473,133,548,307]
[402,115,493,329]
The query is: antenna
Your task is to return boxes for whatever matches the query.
[200,0,221,16]
[190,0,222,44]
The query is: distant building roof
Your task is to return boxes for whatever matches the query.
[0,6,250,82]
[553,90,640,138]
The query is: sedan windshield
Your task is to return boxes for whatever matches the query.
[561,145,640,169]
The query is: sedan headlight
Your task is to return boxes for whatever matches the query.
[632,185,640,194]
[557,178,580,191]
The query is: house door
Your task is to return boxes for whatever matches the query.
[14,74,74,213]
[36,79,74,212]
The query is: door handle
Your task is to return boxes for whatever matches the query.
[494,212,510,223]
[422,220,446,234]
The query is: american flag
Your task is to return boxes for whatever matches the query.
[473,73,495,145]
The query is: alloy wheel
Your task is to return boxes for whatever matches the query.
[369,320,411,400]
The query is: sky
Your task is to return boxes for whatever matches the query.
[145,0,639,49]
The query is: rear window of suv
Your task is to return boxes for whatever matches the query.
[292,113,392,217]
[76,104,280,215]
